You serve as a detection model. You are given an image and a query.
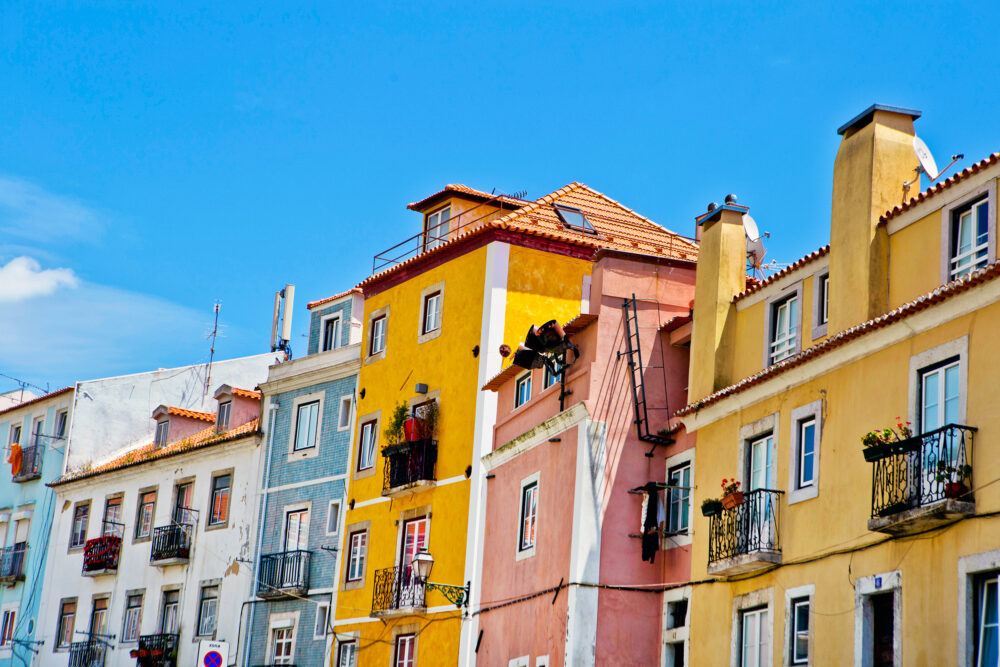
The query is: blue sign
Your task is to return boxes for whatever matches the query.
[204,651,223,667]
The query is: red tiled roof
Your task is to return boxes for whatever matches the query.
[406,184,529,211]
[482,313,598,392]
[734,246,830,301]
[164,407,216,422]
[880,152,1000,223]
[307,287,363,310]
[0,386,73,417]
[230,387,261,400]
[660,315,692,333]
[361,183,699,290]
[51,418,261,486]
[676,261,1000,416]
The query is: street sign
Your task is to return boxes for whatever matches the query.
[198,640,230,666]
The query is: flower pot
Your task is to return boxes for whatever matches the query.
[944,481,969,499]
[403,417,426,442]
[701,501,723,517]
[721,491,744,509]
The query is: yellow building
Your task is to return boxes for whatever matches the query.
[330,184,697,665]
[677,104,1000,666]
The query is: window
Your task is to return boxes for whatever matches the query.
[161,590,179,634]
[666,598,688,630]
[337,640,358,667]
[789,597,809,665]
[327,500,341,536]
[154,420,169,447]
[769,295,798,364]
[174,483,194,525]
[314,604,329,639]
[55,410,68,438]
[294,401,320,451]
[284,509,309,552]
[422,291,442,334]
[8,425,19,446]
[338,397,353,430]
[394,633,416,667]
[57,600,76,648]
[370,316,386,356]
[740,607,769,667]
[554,204,596,233]
[425,205,451,250]
[519,482,538,552]
[197,585,218,636]
[271,626,294,664]
[818,274,829,326]
[950,197,990,279]
[122,593,143,642]
[515,373,531,408]
[323,316,342,352]
[667,464,691,534]
[975,572,1000,666]
[358,421,377,471]
[31,416,44,446]
[135,491,156,539]
[70,503,89,548]
[103,497,123,536]
[209,474,231,526]
[0,608,15,646]
[543,362,562,390]
[216,401,231,433]
[797,419,816,489]
[347,531,367,582]
[89,598,108,637]
[920,358,960,433]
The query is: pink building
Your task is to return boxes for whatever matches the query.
[477,249,697,666]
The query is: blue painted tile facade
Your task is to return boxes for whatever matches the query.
[249,291,362,667]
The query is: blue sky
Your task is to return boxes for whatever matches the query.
[2,1,999,392]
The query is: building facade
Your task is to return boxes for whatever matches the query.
[678,105,1000,665]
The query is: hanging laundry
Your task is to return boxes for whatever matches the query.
[641,482,661,563]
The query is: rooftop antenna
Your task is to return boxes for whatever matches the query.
[903,135,963,202]
[204,301,221,396]
[726,194,768,280]
[270,285,295,359]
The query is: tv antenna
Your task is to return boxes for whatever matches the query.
[270,285,296,358]
[743,213,770,280]
[204,301,221,395]
[903,135,963,202]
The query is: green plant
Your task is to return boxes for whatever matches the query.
[862,417,913,448]
[934,461,972,484]
[384,401,409,446]
[421,400,440,439]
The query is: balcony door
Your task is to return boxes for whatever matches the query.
[282,510,309,588]
[161,590,179,634]
[103,498,123,537]
[747,435,776,551]
[398,517,428,606]
[174,484,194,525]
[920,360,961,492]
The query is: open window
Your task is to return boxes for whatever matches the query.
[554,205,596,234]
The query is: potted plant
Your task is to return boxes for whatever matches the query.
[720,478,743,509]
[701,497,723,517]
[422,400,440,440]
[403,412,425,442]
[383,402,409,447]
[862,417,914,462]
[935,461,973,499]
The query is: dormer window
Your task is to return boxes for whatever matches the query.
[425,206,451,251]
[217,401,232,433]
[154,420,169,447]
[554,205,595,234]
[950,197,989,279]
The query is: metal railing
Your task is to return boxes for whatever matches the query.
[12,443,42,481]
[708,489,783,564]
[150,524,192,562]
[69,640,107,667]
[135,633,178,665]
[868,424,976,519]
[371,565,426,614]
[257,550,312,597]
[382,439,437,493]
[83,521,124,574]
[0,544,26,580]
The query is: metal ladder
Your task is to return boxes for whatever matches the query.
[620,295,673,453]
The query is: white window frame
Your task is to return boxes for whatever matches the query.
[769,293,800,365]
[121,592,143,643]
[730,587,773,667]
[321,314,343,352]
[907,336,968,434]
[69,501,90,550]
[336,635,359,667]
[853,570,901,667]
[326,500,342,537]
[393,632,417,667]
[937,178,997,285]
[288,391,324,460]
[666,461,692,536]
[664,450,694,548]
[352,410,380,481]
[266,611,300,666]
[947,195,993,280]
[314,603,329,640]
[30,416,44,447]
[154,420,169,447]
[424,205,451,250]
[366,305,390,363]
[514,373,532,409]
[516,472,540,561]
[783,584,814,667]
[343,521,370,591]
[337,395,353,431]
[508,657,530,667]
[416,281,446,344]
[811,266,830,340]
[0,602,17,651]
[788,401,822,505]
[958,548,1000,666]
[55,409,69,438]
[216,400,232,433]
[196,583,219,637]
[663,585,691,667]
[357,420,377,472]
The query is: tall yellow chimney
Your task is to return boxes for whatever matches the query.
[688,199,748,402]
[828,104,921,333]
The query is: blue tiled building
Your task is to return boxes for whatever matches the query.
[248,289,363,666]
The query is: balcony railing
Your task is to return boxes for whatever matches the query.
[12,443,42,482]
[382,439,437,495]
[257,550,312,598]
[867,424,976,533]
[150,524,192,564]
[133,633,179,666]
[0,544,26,581]
[708,489,783,574]
[83,521,124,575]
[371,565,426,615]
[69,640,107,667]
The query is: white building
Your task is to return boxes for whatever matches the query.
[37,384,264,667]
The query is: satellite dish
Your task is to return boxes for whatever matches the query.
[742,214,760,242]
[913,136,940,180]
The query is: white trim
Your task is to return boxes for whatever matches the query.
[509,657,530,667]
[514,372,532,409]
[783,584,815,667]
[907,335,968,431]
[314,603,330,640]
[320,313,343,353]
[288,391,324,460]
[788,401,822,504]
[662,585,691,667]
[279,501,311,553]
[337,395,354,431]
[664,450,694,548]
[738,413,778,489]
[957,548,1000,666]
[365,305,390,364]
[730,587,774,667]
[483,401,590,471]
[266,610,300,663]
[326,499,342,537]
[417,280,446,344]
[853,570,902,667]
[515,472,540,561]
[941,184,996,284]
[332,605,460,628]
[267,473,348,494]
[764,284,803,367]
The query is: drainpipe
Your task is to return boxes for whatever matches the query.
[244,397,278,667]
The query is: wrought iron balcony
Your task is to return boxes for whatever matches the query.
[12,443,42,482]
[382,439,437,497]
[69,640,107,667]
[83,521,124,576]
[707,488,783,576]
[150,524,192,565]
[257,550,312,598]
[866,423,976,534]
[371,565,426,616]
[0,544,26,582]
[133,633,179,666]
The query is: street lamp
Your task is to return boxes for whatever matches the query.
[412,549,470,608]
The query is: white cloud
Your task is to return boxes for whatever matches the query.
[0,176,102,241]
[0,256,79,302]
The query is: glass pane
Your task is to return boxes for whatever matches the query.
[980,580,999,666]
[944,364,960,426]
[922,370,940,432]
[958,211,973,255]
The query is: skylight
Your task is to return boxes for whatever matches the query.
[554,205,596,234]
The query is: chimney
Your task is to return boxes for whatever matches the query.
[688,198,748,402]
[828,104,921,333]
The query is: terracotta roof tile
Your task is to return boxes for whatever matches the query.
[406,184,529,211]
[307,287,363,310]
[164,406,216,422]
[677,261,1000,416]
[734,246,830,301]
[0,386,73,417]
[230,387,261,400]
[880,152,1000,223]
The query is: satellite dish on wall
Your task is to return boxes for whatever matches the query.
[742,214,760,242]
[912,136,940,180]
[747,237,766,271]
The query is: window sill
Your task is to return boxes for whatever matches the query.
[343,578,366,592]
[204,521,230,533]
[365,350,387,366]
[417,328,442,345]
